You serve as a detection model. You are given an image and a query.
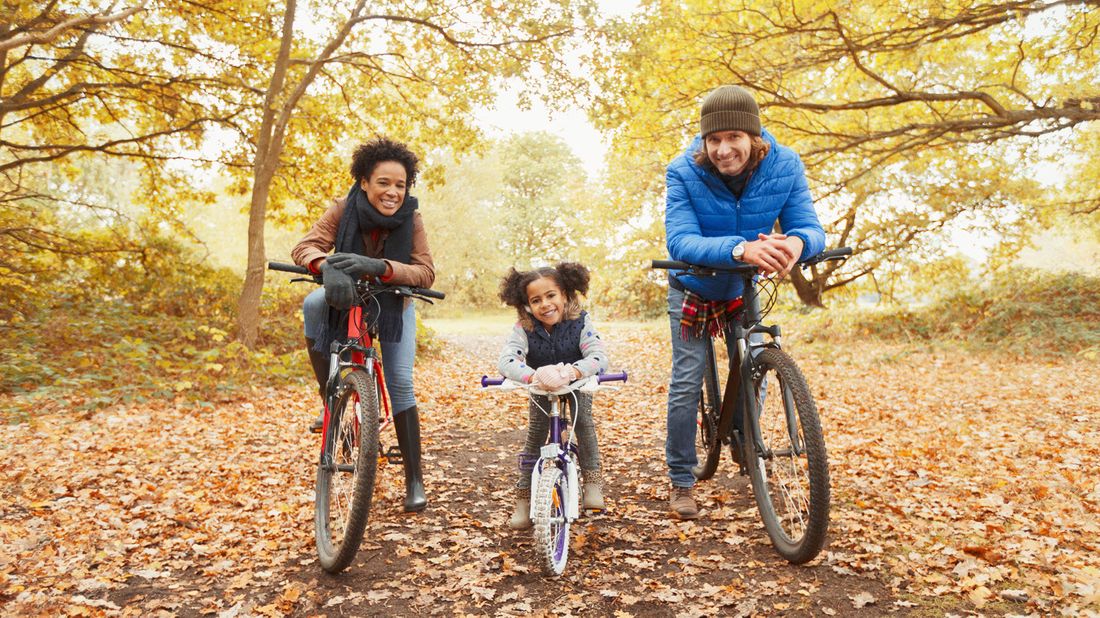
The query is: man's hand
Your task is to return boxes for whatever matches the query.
[741,233,804,277]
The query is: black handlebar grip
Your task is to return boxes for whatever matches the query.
[413,288,446,300]
[268,261,310,274]
[801,247,853,268]
[651,259,689,270]
[817,247,853,260]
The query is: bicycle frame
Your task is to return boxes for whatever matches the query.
[480,374,628,523]
[528,392,582,522]
[319,304,391,460]
[654,247,851,470]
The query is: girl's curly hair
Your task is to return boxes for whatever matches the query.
[350,137,419,186]
[499,262,590,330]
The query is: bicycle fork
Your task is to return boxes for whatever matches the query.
[528,397,580,522]
[736,337,805,462]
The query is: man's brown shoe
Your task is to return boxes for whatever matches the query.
[670,486,700,520]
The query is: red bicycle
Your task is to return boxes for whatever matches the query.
[269,261,444,573]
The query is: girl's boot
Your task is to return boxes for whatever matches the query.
[582,469,605,512]
[509,489,532,529]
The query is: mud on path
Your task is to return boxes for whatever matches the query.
[3,327,1096,616]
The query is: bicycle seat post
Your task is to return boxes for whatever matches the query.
[548,395,563,446]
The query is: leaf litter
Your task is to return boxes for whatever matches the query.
[1,328,1097,615]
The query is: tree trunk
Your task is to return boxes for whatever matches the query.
[789,266,826,308]
[236,161,277,347]
[234,0,297,348]
[234,0,367,347]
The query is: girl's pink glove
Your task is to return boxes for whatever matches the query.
[533,364,570,390]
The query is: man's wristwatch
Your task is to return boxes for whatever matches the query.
[732,241,747,261]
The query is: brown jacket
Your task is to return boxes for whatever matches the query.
[291,197,435,289]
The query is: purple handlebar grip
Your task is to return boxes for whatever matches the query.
[598,371,628,383]
[481,375,505,387]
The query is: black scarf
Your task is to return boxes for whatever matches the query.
[313,183,417,352]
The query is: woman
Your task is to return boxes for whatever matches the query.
[663,85,825,520]
[292,137,435,513]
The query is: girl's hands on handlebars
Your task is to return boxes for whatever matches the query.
[533,363,575,390]
[741,233,804,278]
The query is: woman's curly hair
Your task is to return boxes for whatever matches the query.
[350,137,419,186]
[499,262,590,330]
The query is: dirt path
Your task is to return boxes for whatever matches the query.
[3,328,1097,616]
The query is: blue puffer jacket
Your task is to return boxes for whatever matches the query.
[665,130,825,301]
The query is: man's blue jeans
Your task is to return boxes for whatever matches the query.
[665,287,742,488]
[303,287,418,413]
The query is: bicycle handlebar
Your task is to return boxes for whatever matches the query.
[267,261,446,300]
[269,261,311,274]
[651,247,851,275]
[651,259,755,274]
[480,371,628,388]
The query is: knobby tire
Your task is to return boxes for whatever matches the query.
[315,369,379,574]
[532,463,570,576]
[693,340,723,481]
[745,348,829,564]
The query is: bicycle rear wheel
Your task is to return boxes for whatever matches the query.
[315,368,379,573]
[745,348,829,564]
[692,339,722,481]
[532,462,570,576]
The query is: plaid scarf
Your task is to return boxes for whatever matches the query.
[680,290,744,340]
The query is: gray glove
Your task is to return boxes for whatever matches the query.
[327,252,387,279]
[320,261,355,310]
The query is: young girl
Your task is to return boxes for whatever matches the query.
[497,262,609,529]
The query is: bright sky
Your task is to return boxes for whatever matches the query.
[473,0,641,176]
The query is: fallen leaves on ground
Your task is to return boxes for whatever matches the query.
[1,325,1097,616]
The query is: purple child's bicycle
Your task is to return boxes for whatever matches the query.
[481,372,627,576]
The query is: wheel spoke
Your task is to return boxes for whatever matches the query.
[747,349,829,564]
[314,370,379,574]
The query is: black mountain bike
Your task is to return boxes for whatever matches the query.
[652,247,850,564]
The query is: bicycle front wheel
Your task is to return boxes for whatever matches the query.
[315,369,380,574]
[532,462,570,576]
[745,348,829,564]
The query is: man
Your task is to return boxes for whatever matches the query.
[663,85,825,519]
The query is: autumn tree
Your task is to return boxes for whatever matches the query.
[225,1,596,347]
[589,0,1100,306]
[0,2,242,316]
[417,148,508,310]
[496,131,590,268]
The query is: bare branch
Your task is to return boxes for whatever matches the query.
[0,3,148,53]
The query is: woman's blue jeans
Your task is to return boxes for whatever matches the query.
[303,287,418,413]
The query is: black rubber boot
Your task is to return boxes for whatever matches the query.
[306,338,329,433]
[394,406,427,512]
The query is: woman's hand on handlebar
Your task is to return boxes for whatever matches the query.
[328,253,388,279]
[320,261,356,310]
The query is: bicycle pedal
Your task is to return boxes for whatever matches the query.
[383,446,403,464]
